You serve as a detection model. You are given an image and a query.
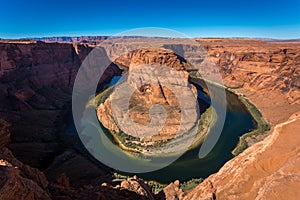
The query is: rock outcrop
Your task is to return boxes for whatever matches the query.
[0,123,50,200]
[0,100,148,200]
[176,39,300,200]
[120,176,155,199]
[160,180,184,200]
[0,41,92,170]
[0,41,118,190]
[0,159,50,200]
[199,39,300,108]
[97,48,199,154]
[0,119,10,148]
[182,112,300,200]
[0,38,299,199]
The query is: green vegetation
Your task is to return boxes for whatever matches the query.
[113,172,129,180]
[189,74,271,156]
[112,172,203,194]
[113,173,167,194]
[188,107,217,150]
[180,178,204,192]
[147,181,168,194]
[99,74,270,189]
[86,86,113,109]
[93,82,217,156]
[231,96,270,155]
[106,74,270,194]
[95,86,115,106]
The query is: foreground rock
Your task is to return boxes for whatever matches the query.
[0,121,50,199]
[0,120,150,199]
[182,112,300,200]
[120,176,155,199]
[0,160,49,200]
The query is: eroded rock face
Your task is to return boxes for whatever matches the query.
[160,180,184,200]
[182,112,300,200]
[0,39,300,199]
[0,160,50,200]
[0,124,50,200]
[0,146,149,200]
[0,41,92,171]
[0,102,147,200]
[97,48,198,147]
[0,119,10,148]
[120,176,155,199]
[128,48,193,71]
[175,39,300,200]
[199,39,300,106]
[0,41,118,190]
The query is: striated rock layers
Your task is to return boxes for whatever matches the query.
[0,41,93,172]
[0,40,149,199]
[199,39,300,109]
[0,38,300,199]
[177,39,300,200]
[0,148,50,200]
[0,120,150,199]
[182,112,300,200]
[0,119,50,199]
[97,48,200,154]
[0,41,121,193]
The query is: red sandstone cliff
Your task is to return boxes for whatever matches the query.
[0,38,299,199]
[0,40,149,199]
[175,39,300,199]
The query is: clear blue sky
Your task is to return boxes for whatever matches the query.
[1,0,300,39]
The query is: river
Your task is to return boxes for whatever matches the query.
[68,76,256,184]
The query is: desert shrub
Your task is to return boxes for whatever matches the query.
[180,178,204,192]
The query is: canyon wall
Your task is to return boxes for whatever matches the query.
[0,41,90,168]
[0,39,299,199]
[0,40,147,199]
[180,39,300,199]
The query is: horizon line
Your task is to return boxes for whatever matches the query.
[1,35,300,41]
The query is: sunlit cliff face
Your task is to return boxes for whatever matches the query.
[96,48,203,154]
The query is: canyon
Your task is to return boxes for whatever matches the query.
[0,38,299,199]
[97,47,203,156]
